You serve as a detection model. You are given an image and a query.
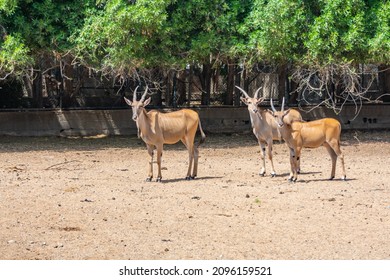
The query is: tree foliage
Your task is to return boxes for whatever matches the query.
[305,0,369,64]
[0,34,32,77]
[164,0,249,64]
[369,0,390,63]
[2,0,390,73]
[0,0,389,108]
[73,0,171,71]
[244,0,309,64]
[0,0,95,98]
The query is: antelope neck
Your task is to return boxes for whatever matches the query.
[137,108,155,136]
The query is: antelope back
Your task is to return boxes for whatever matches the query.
[282,109,303,125]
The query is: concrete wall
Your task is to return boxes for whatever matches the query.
[0,105,389,137]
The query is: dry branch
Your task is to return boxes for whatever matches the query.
[45,160,80,170]
[291,63,390,120]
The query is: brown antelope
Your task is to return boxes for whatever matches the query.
[269,98,346,182]
[236,86,302,177]
[124,86,206,182]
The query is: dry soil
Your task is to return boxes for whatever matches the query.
[0,130,389,260]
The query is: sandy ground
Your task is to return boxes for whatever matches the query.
[0,130,389,260]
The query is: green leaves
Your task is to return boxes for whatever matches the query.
[305,0,368,65]
[1,0,390,78]
[0,0,19,15]
[368,1,390,63]
[73,0,172,70]
[0,34,32,75]
[245,0,308,63]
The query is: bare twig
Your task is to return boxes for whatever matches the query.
[291,63,390,120]
[45,160,81,170]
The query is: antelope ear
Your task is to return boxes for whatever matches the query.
[124,97,132,106]
[256,97,265,105]
[283,109,291,116]
[240,97,248,105]
[266,109,275,116]
[282,109,292,125]
[143,97,152,106]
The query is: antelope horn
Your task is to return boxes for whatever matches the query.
[140,86,149,102]
[133,86,139,102]
[235,85,250,98]
[281,97,285,112]
[254,87,262,99]
[270,98,277,112]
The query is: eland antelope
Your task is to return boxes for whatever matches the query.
[124,86,206,182]
[236,86,302,177]
[269,98,346,182]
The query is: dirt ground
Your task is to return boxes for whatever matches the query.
[0,130,389,260]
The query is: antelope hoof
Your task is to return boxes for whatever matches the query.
[146,177,153,182]
[288,177,297,183]
[271,172,276,178]
[259,172,265,177]
[341,175,347,181]
[297,170,301,174]
[185,176,192,180]
[329,176,335,181]
[156,177,162,182]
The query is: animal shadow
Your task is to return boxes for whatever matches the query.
[161,176,223,184]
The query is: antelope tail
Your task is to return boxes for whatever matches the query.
[197,119,206,147]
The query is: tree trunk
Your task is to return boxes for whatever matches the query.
[33,69,43,108]
[289,74,299,105]
[277,64,288,103]
[225,61,235,105]
[201,63,211,105]
[379,64,390,102]
[173,71,178,107]
[215,67,220,104]
[60,56,74,108]
[187,65,193,107]
[176,70,186,106]
[165,70,174,106]
[63,56,73,99]
[234,66,241,106]
[242,68,249,99]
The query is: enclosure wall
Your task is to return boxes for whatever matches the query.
[0,105,389,137]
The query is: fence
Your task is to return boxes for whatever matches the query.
[1,64,389,110]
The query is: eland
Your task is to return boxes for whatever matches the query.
[124,86,206,182]
[269,98,346,182]
[236,86,302,177]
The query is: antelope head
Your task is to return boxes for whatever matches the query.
[124,86,150,121]
[236,86,264,114]
[270,97,290,127]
